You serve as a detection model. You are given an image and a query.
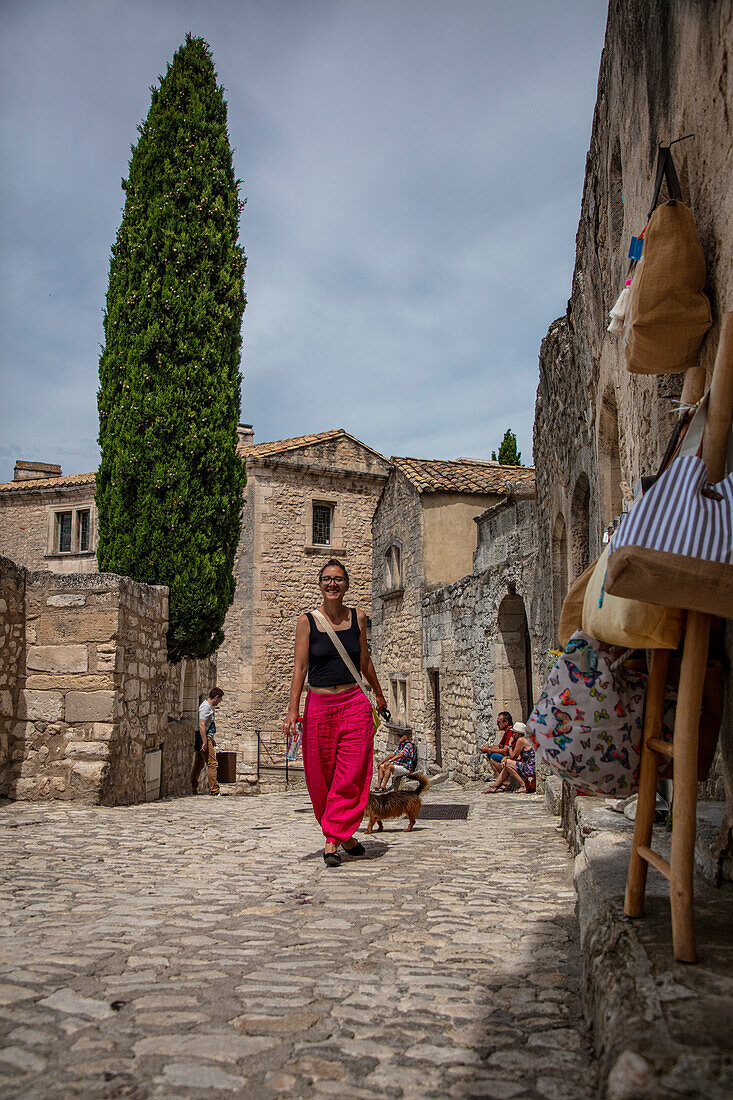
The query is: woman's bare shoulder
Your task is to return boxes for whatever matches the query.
[355,607,368,627]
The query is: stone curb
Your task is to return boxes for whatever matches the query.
[554,786,733,1098]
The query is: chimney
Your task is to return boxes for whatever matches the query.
[236,424,254,449]
[14,460,63,481]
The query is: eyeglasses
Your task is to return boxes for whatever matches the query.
[321,576,346,586]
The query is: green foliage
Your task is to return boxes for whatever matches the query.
[497,429,521,466]
[97,35,247,661]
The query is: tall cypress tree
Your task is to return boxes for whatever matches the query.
[497,429,521,466]
[97,35,246,661]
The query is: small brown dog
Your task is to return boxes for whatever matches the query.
[364,773,430,833]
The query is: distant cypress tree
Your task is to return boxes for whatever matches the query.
[97,35,246,661]
[497,429,521,466]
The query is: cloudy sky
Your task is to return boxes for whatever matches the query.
[0,0,608,483]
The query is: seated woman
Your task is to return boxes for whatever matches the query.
[485,722,536,793]
[375,731,416,792]
[478,711,514,781]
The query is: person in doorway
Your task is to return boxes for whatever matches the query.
[479,711,514,781]
[485,722,536,793]
[282,558,389,867]
[191,687,224,796]
[375,731,417,791]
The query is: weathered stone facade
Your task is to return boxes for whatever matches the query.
[0,557,214,804]
[420,498,540,784]
[371,458,535,773]
[217,429,390,774]
[532,0,733,853]
[0,471,97,573]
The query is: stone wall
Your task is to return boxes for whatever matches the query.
[371,471,429,759]
[0,557,25,781]
[0,481,97,574]
[422,498,539,785]
[217,438,389,776]
[532,0,733,858]
[0,563,214,804]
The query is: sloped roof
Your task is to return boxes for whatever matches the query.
[240,428,388,464]
[391,456,535,495]
[0,471,96,493]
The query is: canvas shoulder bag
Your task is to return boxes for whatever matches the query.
[606,458,733,619]
[312,609,382,733]
[622,146,711,375]
[582,542,685,649]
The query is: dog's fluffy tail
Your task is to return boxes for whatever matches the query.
[410,772,430,796]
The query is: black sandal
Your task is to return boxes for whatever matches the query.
[323,849,342,867]
[342,841,365,856]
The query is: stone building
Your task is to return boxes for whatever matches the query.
[370,456,535,772]
[0,554,216,804]
[0,462,97,574]
[217,427,391,772]
[0,426,391,790]
[530,0,733,849]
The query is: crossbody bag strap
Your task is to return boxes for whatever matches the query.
[312,609,371,702]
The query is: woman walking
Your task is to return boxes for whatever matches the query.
[282,558,389,867]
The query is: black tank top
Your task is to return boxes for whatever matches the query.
[307,608,362,687]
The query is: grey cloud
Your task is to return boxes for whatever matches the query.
[0,0,607,482]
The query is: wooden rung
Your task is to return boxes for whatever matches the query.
[637,845,671,880]
[646,737,673,758]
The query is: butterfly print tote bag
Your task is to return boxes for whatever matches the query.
[526,631,647,797]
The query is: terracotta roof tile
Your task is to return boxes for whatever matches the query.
[391,456,535,495]
[0,471,96,493]
[238,428,345,458]
[240,428,388,465]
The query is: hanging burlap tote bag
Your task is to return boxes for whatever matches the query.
[624,201,711,375]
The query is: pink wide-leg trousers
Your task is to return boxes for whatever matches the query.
[302,686,374,844]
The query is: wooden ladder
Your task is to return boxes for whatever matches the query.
[624,312,733,963]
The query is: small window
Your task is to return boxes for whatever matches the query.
[385,544,402,589]
[312,503,332,546]
[55,511,72,554]
[77,509,91,552]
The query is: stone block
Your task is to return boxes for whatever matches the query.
[26,674,112,692]
[27,645,88,674]
[38,610,118,645]
[92,723,115,741]
[12,778,43,800]
[47,594,86,608]
[66,741,109,758]
[544,775,563,816]
[96,644,120,672]
[65,691,115,723]
[69,761,107,791]
[20,690,64,722]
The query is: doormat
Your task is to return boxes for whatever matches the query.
[293,804,469,820]
[418,803,469,820]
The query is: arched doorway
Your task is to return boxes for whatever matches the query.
[552,513,568,639]
[570,473,591,580]
[598,388,623,529]
[495,593,533,724]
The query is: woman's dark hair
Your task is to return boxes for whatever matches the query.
[318,558,349,585]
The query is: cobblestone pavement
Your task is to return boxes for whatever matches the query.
[0,785,597,1099]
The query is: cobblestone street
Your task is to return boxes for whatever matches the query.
[0,787,596,1099]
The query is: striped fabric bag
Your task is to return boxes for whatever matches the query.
[606,455,733,620]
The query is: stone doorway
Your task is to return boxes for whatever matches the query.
[494,594,533,724]
[429,670,443,767]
